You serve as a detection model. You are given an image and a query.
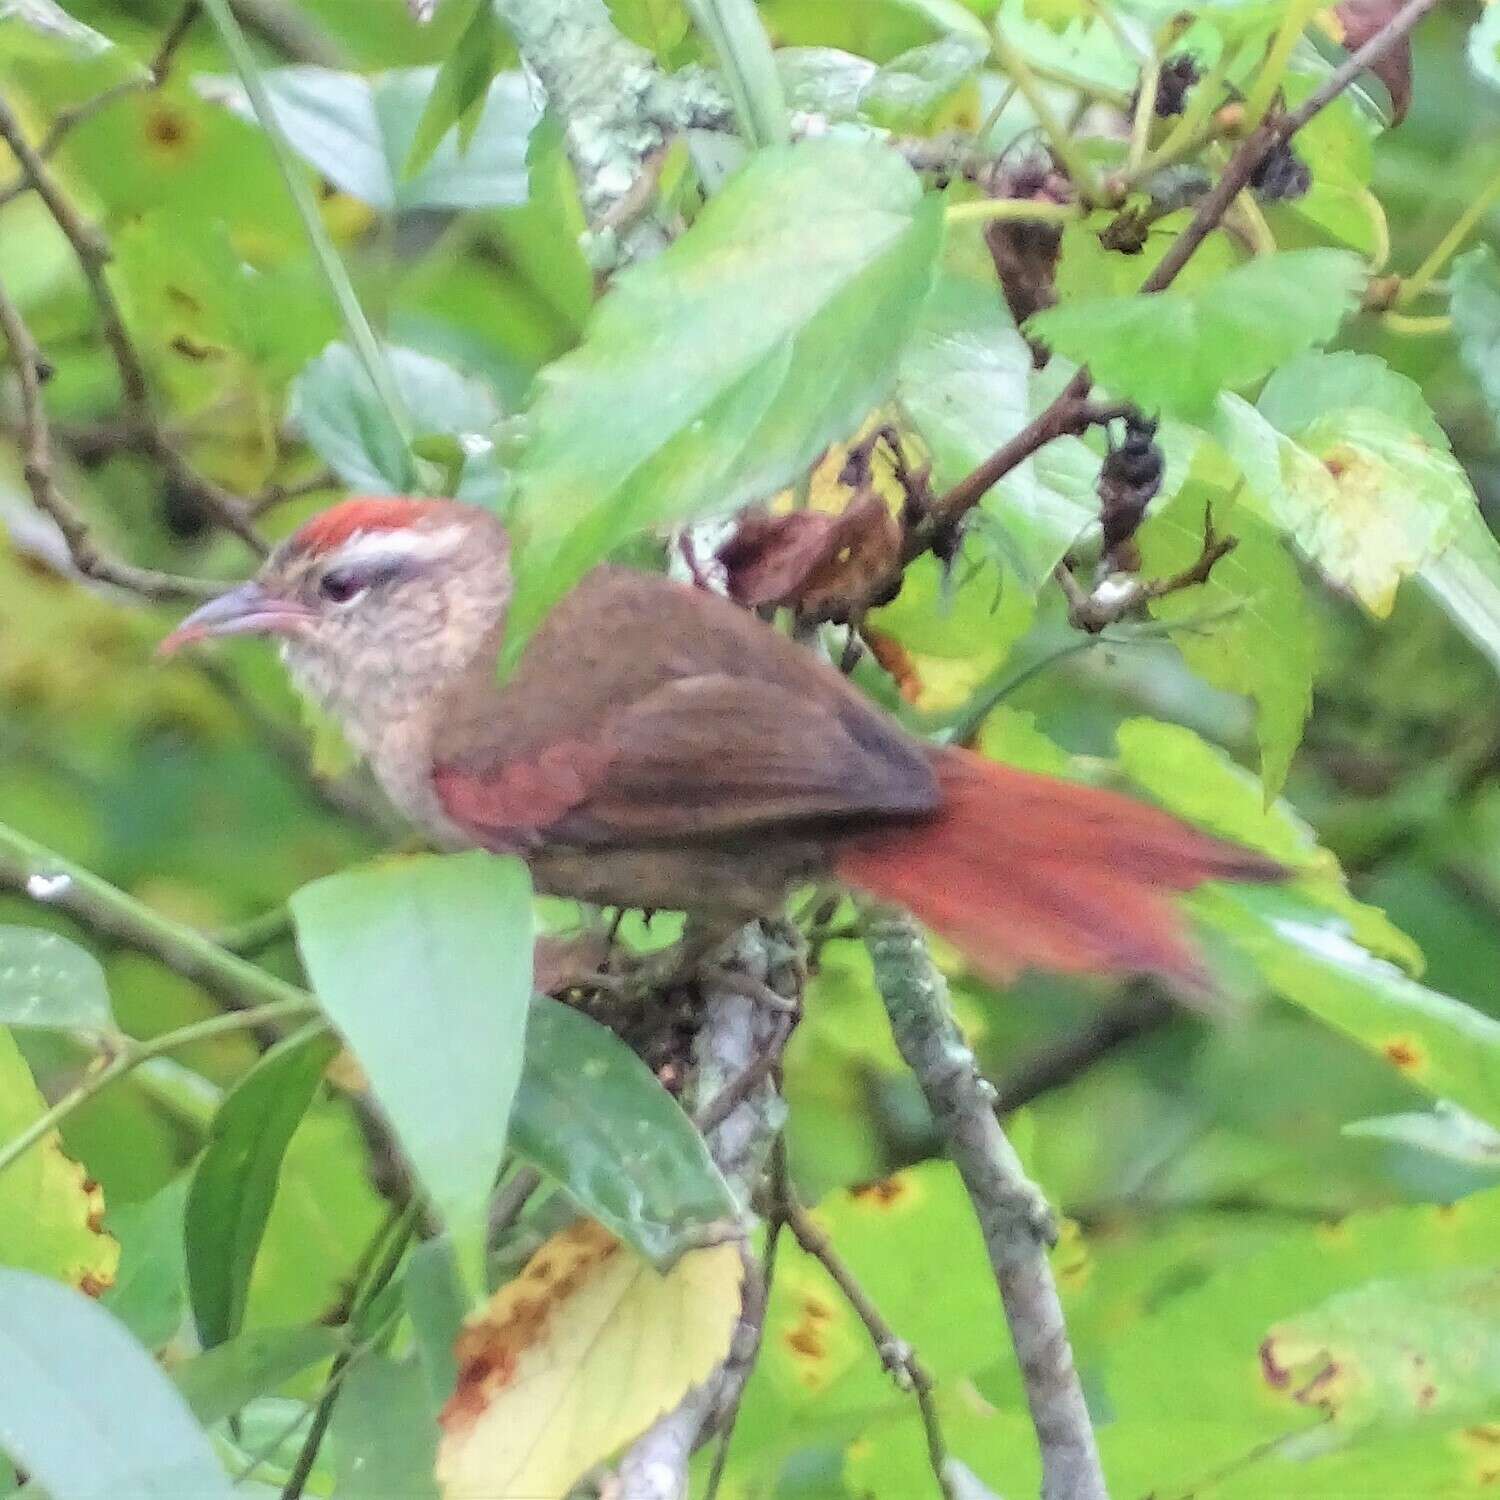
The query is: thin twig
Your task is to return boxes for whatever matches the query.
[1141,0,1442,294]
[0,277,221,602]
[0,91,266,553]
[0,997,315,1177]
[772,1140,956,1500]
[866,911,1106,1500]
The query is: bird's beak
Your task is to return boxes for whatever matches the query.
[158,581,314,657]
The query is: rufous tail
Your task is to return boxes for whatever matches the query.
[835,746,1283,987]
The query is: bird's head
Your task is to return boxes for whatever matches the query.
[161,497,512,751]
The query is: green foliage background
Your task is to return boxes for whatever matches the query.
[3,0,1500,1496]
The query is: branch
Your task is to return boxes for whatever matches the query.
[489,0,731,262]
[609,922,797,1500]
[865,910,1106,1500]
[0,818,311,1015]
[1140,0,1443,294]
[0,90,266,553]
[0,276,221,602]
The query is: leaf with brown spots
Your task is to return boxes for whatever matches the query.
[1263,1269,1500,1437]
[436,1219,742,1499]
[0,1026,118,1293]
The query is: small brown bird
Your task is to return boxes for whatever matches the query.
[163,496,1280,985]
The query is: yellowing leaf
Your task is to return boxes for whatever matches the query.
[0,1027,119,1294]
[436,1220,742,1499]
[1219,398,1475,617]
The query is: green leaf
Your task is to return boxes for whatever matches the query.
[511,997,739,1268]
[1420,503,1500,679]
[290,853,534,1290]
[1264,1267,1500,1435]
[405,0,501,177]
[1027,250,1366,419]
[886,0,991,42]
[330,1355,440,1499]
[1137,480,1313,799]
[0,1267,234,1500]
[1217,397,1474,617]
[204,66,537,212]
[1469,3,1500,93]
[289,341,503,497]
[858,35,987,130]
[404,1237,466,1410]
[1114,717,1421,970]
[1197,884,1500,1131]
[1257,350,1449,448]
[102,1174,189,1351]
[174,1325,341,1427]
[0,1027,118,1293]
[897,270,1093,585]
[0,0,114,57]
[503,137,942,668]
[1343,1101,1500,1169]
[0,926,113,1032]
[1451,245,1500,429]
[185,1026,339,1349]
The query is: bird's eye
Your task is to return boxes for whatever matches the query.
[318,567,366,605]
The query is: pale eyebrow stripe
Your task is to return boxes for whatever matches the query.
[331,524,469,570]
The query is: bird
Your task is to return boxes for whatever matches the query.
[161,495,1281,987]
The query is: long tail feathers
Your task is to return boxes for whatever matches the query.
[835,746,1283,988]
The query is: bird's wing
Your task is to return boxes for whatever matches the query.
[432,673,936,851]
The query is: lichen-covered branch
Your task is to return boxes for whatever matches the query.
[490,0,727,260]
[865,908,1108,1500]
[610,922,796,1500]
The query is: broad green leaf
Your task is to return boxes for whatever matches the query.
[290,853,534,1289]
[1257,350,1448,448]
[1344,1101,1500,1169]
[608,0,690,55]
[777,46,877,117]
[858,35,987,130]
[102,1173,189,1351]
[0,1027,118,1293]
[502,137,942,667]
[289,341,503,497]
[897,270,1093,586]
[1196,884,1500,1131]
[0,1268,234,1500]
[185,1026,339,1348]
[0,0,113,56]
[1451,245,1500,427]
[0,926,112,1032]
[436,1221,741,1499]
[175,1325,341,1427]
[887,0,991,41]
[1102,1190,1500,1489]
[1263,1267,1500,1436]
[405,0,501,176]
[1114,717,1421,970]
[1138,481,1313,798]
[333,1354,441,1499]
[203,67,537,212]
[1218,397,1473,616]
[1028,250,1366,419]
[1469,3,1500,92]
[512,997,739,1269]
